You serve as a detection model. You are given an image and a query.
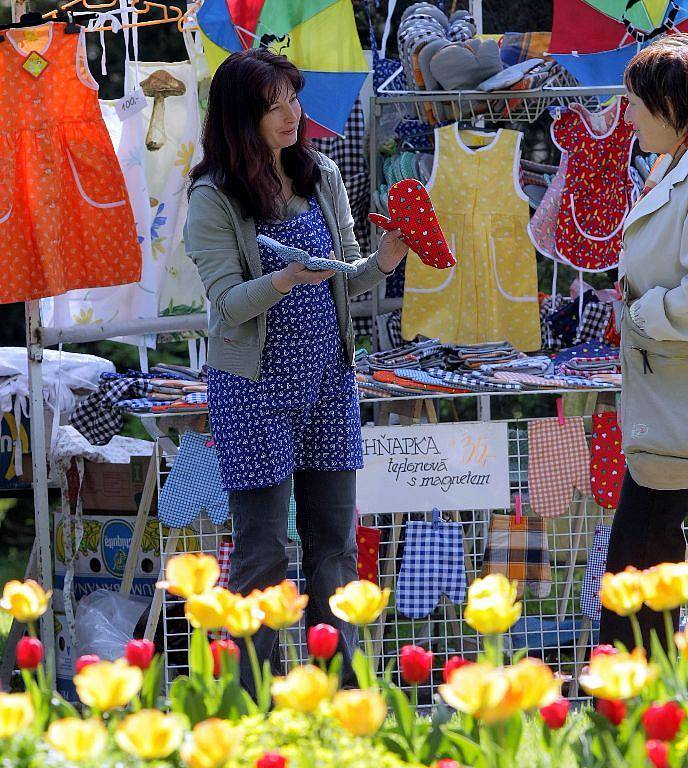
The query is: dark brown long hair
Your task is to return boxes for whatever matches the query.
[189,48,320,220]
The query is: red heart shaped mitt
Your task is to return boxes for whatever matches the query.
[369,179,456,269]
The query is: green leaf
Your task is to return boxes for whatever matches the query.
[443,730,488,768]
[189,628,213,687]
[351,648,372,689]
[384,656,396,684]
[168,675,191,714]
[381,682,415,746]
[503,711,524,756]
[420,701,455,764]
[600,731,629,768]
[49,694,79,720]
[140,654,164,709]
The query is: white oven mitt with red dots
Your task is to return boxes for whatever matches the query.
[369,179,456,269]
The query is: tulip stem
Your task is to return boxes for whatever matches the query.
[664,611,677,666]
[27,622,37,639]
[245,636,264,704]
[363,625,375,687]
[410,683,418,710]
[630,614,644,651]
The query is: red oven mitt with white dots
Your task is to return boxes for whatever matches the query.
[369,179,456,269]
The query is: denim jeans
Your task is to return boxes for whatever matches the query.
[599,471,688,650]
[228,470,359,692]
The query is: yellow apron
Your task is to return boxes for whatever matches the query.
[401,126,540,351]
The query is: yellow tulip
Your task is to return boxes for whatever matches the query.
[329,581,390,625]
[271,664,333,713]
[579,647,659,700]
[504,657,561,711]
[0,580,51,623]
[439,662,512,723]
[222,595,264,638]
[464,574,522,635]
[46,718,108,761]
[641,562,688,612]
[180,718,240,768]
[74,659,143,711]
[185,588,237,631]
[157,553,220,599]
[0,693,34,738]
[252,581,308,630]
[332,689,387,736]
[115,710,185,760]
[599,567,644,616]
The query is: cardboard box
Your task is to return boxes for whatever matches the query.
[0,409,54,489]
[53,510,200,600]
[81,454,156,512]
[54,611,77,702]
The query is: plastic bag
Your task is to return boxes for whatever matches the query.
[75,589,150,661]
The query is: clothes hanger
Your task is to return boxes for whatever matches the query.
[177,0,201,32]
[86,0,182,32]
[0,9,79,34]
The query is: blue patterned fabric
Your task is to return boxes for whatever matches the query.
[208,199,363,491]
[396,509,466,619]
[158,431,228,527]
[580,523,612,621]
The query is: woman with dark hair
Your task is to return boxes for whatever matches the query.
[600,34,688,650]
[184,48,407,687]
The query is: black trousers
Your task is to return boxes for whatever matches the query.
[228,470,359,693]
[599,471,688,650]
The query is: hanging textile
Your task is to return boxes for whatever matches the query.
[590,411,626,509]
[135,61,207,324]
[0,23,141,305]
[401,127,541,351]
[42,101,155,342]
[552,100,635,272]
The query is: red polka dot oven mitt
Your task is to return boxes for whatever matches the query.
[369,179,456,269]
[590,411,626,510]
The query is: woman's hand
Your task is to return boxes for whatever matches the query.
[376,229,409,273]
[271,262,336,294]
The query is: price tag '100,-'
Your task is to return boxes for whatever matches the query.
[115,87,146,121]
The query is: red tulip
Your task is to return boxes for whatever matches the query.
[540,697,570,729]
[256,753,287,768]
[596,698,626,725]
[210,638,240,676]
[400,644,433,684]
[591,644,618,659]
[74,654,100,673]
[16,637,43,670]
[435,761,461,768]
[125,639,156,670]
[646,739,669,768]
[307,624,339,660]
[642,701,686,742]
[442,655,473,683]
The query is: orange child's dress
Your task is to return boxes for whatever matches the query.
[0,22,141,304]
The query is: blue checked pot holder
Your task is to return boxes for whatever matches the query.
[396,508,467,619]
[158,431,228,527]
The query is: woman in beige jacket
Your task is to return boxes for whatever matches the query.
[600,35,688,650]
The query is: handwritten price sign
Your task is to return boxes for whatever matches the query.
[357,422,510,513]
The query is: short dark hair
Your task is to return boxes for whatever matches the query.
[625,33,688,134]
[189,48,320,220]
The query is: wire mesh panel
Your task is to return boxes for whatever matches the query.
[157,410,613,702]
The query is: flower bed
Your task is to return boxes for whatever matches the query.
[1,556,688,767]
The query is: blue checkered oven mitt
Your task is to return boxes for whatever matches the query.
[580,523,611,621]
[158,431,228,527]
[257,234,358,274]
[396,509,466,619]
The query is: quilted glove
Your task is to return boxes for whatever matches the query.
[369,179,455,269]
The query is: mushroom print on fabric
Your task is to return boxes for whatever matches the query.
[140,70,187,151]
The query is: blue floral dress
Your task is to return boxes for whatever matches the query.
[207,198,363,491]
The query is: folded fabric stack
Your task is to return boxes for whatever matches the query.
[444,341,524,370]
[553,343,621,383]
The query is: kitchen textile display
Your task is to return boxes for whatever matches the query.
[590,411,626,509]
[580,523,612,621]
